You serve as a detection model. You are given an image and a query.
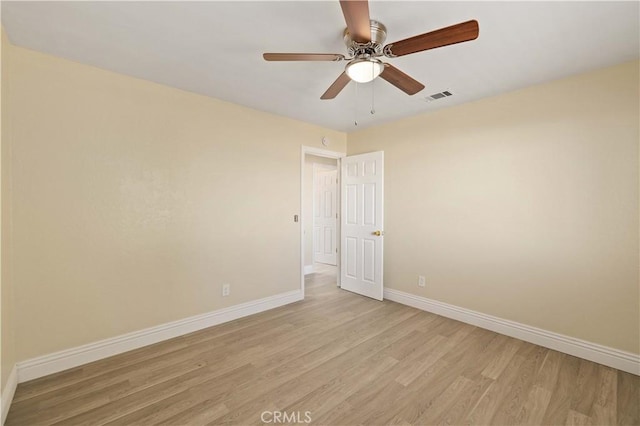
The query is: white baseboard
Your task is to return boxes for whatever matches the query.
[1,365,17,425]
[17,289,303,383]
[304,265,314,275]
[384,288,640,376]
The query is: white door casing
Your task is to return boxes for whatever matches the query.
[313,167,337,265]
[340,151,384,300]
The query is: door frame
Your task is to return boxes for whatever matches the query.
[300,146,346,299]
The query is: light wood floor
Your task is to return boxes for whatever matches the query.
[7,265,639,425]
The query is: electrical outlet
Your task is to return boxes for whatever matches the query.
[418,276,426,288]
[222,283,230,297]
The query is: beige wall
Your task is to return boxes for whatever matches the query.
[1,29,16,393]
[2,32,638,369]
[6,42,346,361]
[304,155,338,269]
[348,60,640,354]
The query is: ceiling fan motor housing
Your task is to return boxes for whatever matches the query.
[343,20,387,58]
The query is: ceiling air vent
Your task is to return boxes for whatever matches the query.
[425,90,453,102]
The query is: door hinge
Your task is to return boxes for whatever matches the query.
[336,213,338,219]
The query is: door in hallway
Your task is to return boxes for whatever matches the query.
[313,167,337,265]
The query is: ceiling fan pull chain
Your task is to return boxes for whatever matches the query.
[354,82,359,126]
[371,78,376,115]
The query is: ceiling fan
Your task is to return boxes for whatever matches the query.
[263,0,479,100]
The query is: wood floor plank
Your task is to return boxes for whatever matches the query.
[280,352,400,424]
[542,354,581,425]
[617,370,640,425]
[490,344,547,425]
[206,306,421,424]
[6,265,639,426]
[534,349,563,392]
[481,337,524,380]
[590,365,617,425]
[413,375,476,424]
[394,325,475,387]
[571,358,600,416]
[366,324,503,425]
[395,339,500,425]
[566,409,593,425]
[433,375,495,425]
[465,352,528,424]
[161,402,229,426]
[55,364,255,425]
[454,330,507,380]
[516,385,553,425]
[158,400,229,426]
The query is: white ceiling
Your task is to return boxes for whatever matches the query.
[2,1,639,132]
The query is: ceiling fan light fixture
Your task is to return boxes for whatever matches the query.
[345,58,384,83]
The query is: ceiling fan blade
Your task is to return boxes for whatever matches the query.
[380,64,425,95]
[321,72,351,100]
[339,0,371,43]
[384,20,479,57]
[263,53,345,61]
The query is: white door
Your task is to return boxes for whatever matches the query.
[314,168,338,265]
[340,151,384,300]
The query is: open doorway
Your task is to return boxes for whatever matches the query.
[300,147,385,301]
[301,146,344,298]
[305,155,338,288]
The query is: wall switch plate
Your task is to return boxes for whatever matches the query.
[222,283,230,297]
[418,276,426,288]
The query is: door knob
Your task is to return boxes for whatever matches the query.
[373,230,384,236]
